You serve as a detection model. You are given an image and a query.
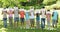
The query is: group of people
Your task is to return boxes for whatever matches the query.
[2,6,58,29]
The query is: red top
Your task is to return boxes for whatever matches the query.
[20,11,25,18]
[46,13,51,21]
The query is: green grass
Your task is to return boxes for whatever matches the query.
[0,18,60,32]
[5,28,60,32]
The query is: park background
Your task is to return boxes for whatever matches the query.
[0,0,60,32]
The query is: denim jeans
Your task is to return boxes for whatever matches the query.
[41,18,45,29]
[3,18,7,28]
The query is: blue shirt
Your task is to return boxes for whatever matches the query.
[25,12,29,20]
[52,10,58,20]
[36,13,40,21]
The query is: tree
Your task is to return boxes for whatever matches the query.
[0,1,3,7]
[43,0,57,5]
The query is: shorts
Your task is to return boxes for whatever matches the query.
[9,17,13,22]
[14,17,19,22]
[20,18,24,23]
[3,18,7,21]
[30,19,34,25]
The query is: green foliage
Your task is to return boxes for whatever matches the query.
[0,0,27,8]
[43,0,57,5]
[0,0,58,9]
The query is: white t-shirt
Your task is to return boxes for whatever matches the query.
[35,9,40,14]
[2,9,7,18]
[29,9,35,19]
[40,8,46,18]
[14,7,19,17]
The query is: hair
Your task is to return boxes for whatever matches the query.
[42,6,45,8]
[54,8,56,10]
[4,8,6,9]
[47,10,50,11]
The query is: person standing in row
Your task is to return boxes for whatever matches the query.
[19,8,25,28]
[40,7,46,29]
[2,8,7,28]
[46,10,51,29]
[29,7,35,29]
[13,7,19,28]
[7,8,13,27]
[52,8,58,28]
[25,10,30,29]
[35,9,40,29]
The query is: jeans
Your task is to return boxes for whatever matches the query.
[41,18,45,29]
[3,18,7,28]
[52,20,57,27]
[14,17,19,22]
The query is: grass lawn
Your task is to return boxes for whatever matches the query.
[0,18,60,32]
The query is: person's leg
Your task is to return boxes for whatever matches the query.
[5,20,7,28]
[38,21,40,29]
[26,20,30,29]
[22,18,24,28]
[47,20,50,29]
[28,20,30,28]
[20,18,22,28]
[52,20,55,28]
[17,17,19,27]
[3,18,7,28]
[41,18,45,29]
[41,18,43,29]
[26,20,28,28]
[22,18,24,25]
[43,18,45,28]
[14,17,17,28]
[20,18,24,28]
[36,21,40,29]
[20,18,23,27]
[36,17,38,28]
[30,19,32,27]
[9,17,10,26]
[9,17,13,27]
[20,18,22,26]
[36,21,38,28]
[55,20,57,28]
[32,19,34,27]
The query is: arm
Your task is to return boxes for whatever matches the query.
[18,11,20,14]
[18,9,20,14]
[24,12,25,15]
[6,11,7,13]
[52,12,54,17]
[45,11,46,15]
[57,13,58,23]
[29,12,31,16]
[40,10,42,15]
[12,11,14,14]
[7,11,9,14]
[1,11,3,15]
[12,9,14,14]
[34,12,35,16]
[50,14,51,19]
